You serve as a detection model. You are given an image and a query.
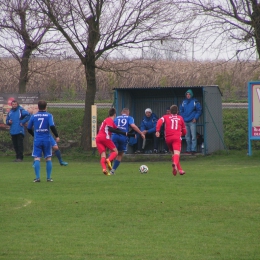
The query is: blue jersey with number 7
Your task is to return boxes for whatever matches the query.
[27,111,55,141]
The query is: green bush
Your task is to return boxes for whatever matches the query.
[48,107,84,145]
[223,109,260,150]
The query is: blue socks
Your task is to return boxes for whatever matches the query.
[34,160,40,179]
[46,160,52,179]
[55,150,62,163]
[113,160,121,171]
[33,160,53,180]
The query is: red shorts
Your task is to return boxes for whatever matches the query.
[96,136,116,154]
[165,136,182,152]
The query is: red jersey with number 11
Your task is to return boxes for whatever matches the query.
[156,114,187,138]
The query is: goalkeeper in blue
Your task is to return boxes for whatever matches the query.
[27,100,60,182]
[111,108,145,174]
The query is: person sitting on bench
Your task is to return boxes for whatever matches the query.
[135,108,159,154]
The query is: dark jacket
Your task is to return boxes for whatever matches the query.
[6,106,31,135]
[140,112,158,134]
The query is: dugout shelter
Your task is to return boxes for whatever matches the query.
[113,85,225,155]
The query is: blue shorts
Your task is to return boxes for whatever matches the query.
[50,136,57,147]
[32,139,52,158]
[112,134,128,152]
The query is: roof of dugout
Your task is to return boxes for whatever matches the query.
[112,85,222,97]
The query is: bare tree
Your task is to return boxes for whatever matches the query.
[178,0,260,60]
[36,0,197,150]
[0,0,63,93]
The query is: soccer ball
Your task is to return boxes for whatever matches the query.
[139,165,148,174]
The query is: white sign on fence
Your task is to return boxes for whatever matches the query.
[91,105,97,148]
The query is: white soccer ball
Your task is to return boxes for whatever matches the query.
[139,165,148,174]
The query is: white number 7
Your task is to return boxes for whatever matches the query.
[38,118,44,128]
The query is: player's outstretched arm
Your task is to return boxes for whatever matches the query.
[108,126,135,136]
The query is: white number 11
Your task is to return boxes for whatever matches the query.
[171,119,178,130]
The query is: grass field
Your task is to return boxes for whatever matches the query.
[1,151,260,260]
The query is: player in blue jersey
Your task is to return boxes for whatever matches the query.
[27,100,60,182]
[110,108,145,174]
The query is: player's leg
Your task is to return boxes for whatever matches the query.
[51,136,68,166]
[101,152,110,175]
[110,135,126,174]
[43,140,53,181]
[171,157,177,176]
[105,140,118,170]
[33,158,41,182]
[106,150,117,170]
[178,162,185,175]
[32,142,42,182]
[111,134,119,165]
[166,139,177,176]
[96,137,110,175]
[110,151,124,174]
[53,146,68,166]
[45,157,53,181]
[166,138,180,176]
[173,138,183,175]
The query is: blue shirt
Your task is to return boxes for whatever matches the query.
[6,105,30,135]
[179,98,202,122]
[140,113,158,134]
[114,114,134,133]
[112,114,134,152]
[27,111,55,141]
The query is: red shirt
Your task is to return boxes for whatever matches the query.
[156,114,187,138]
[96,117,117,140]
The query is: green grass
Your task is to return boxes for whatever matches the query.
[0,151,260,260]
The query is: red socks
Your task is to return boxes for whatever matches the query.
[108,151,118,162]
[177,161,182,171]
[101,157,106,169]
[172,154,180,166]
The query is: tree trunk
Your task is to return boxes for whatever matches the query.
[80,15,100,150]
[81,59,97,150]
[19,46,32,151]
[19,46,31,94]
[251,5,260,59]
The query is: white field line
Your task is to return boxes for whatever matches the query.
[14,199,32,209]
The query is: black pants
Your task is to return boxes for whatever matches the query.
[137,132,159,151]
[11,134,24,160]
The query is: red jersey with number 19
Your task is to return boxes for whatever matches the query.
[156,114,187,138]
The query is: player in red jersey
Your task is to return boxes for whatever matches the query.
[155,105,187,176]
[96,107,134,175]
